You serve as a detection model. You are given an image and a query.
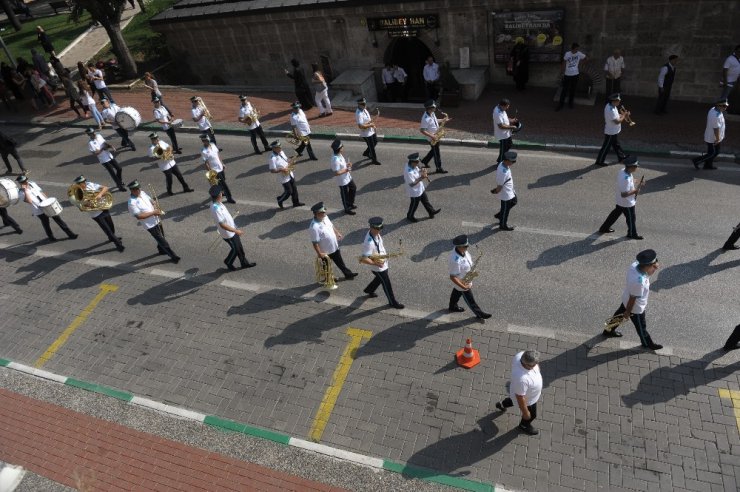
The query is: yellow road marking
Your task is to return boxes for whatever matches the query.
[718,389,740,432]
[34,284,119,368]
[309,327,372,442]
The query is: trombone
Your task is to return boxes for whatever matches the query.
[208,211,240,251]
[148,183,165,217]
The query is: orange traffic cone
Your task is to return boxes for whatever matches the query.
[456,338,481,369]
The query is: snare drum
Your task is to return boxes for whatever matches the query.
[115,106,142,131]
[39,197,63,217]
[170,118,183,128]
[0,178,19,207]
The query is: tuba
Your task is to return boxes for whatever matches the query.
[206,170,220,185]
[67,184,113,211]
[196,97,212,120]
[154,144,174,161]
[315,256,338,290]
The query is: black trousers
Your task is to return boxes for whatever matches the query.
[364,270,399,304]
[497,137,512,165]
[164,165,190,193]
[421,142,442,171]
[724,324,740,350]
[216,170,233,201]
[102,159,125,189]
[165,127,180,151]
[249,125,270,153]
[205,127,218,147]
[223,235,248,268]
[559,74,579,107]
[339,180,356,211]
[1,148,25,173]
[610,304,655,347]
[69,97,84,116]
[37,214,75,239]
[362,134,378,162]
[498,196,517,227]
[723,226,740,249]
[278,177,300,206]
[425,81,439,100]
[449,288,486,318]
[114,127,134,149]
[296,139,316,159]
[595,134,626,164]
[327,249,352,277]
[500,398,538,429]
[146,224,177,259]
[604,78,621,101]
[654,86,672,114]
[407,192,435,219]
[600,204,637,236]
[693,142,721,169]
[0,207,21,231]
[92,210,122,247]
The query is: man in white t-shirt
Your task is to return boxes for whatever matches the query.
[447,234,491,320]
[309,202,357,280]
[556,43,587,110]
[603,249,662,351]
[692,99,728,170]
[492,98,519,167]
[604,49,625,101]
[594,93,629,166]
[393,64,408,101]
[209,185,255,271]
[720,45,740,100]
[490,151,517,231]
[495,350,543,435]
[598,156,644,239]
[329,139,356,215]
[87,61,114,103]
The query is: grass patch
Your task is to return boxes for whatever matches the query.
[0,12,92,64]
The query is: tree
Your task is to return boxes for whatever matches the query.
[0,0,23,32]
[70,0,137,78]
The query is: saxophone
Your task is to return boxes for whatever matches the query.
[461,250,483,284]
[154,143,174,161]
[430,111,450,146]
[67,184,113,211]
[358,239,404,264]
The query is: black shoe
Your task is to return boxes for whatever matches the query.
[407,216,418,223]
[364,291,378,298]
[594,162,608,167]
[704,165,718,170]
[47,236,57,242]
[171,256,181,264]
[362,150,370,157]
[599,228,615,234]
[429,208,441,218]
[167,190,174,196]
[116,244,125,252]
[496,402,506,412]
[349,205,358,210]
[296,153,303,157]
[477,312,492,320]
[174,150,183,155]
[293,202,305,207]
[254,150,262,155]
[68,233,79,240]
[372,161,382,165]
[499,225,515,231]
[722,245,739,250]
[345,272,358,280]
[183,188,194,193]
[277,199,284,209]
[14,228,22,234]
[309,157,319,161]
[723,344,739,352]
[691,158,700,170]
[390,302,405,309]
[421,163,431,168]
[264,148,271,153]
[130,146,137,152]
[519,425,539,436]
[603,329,623,338]
[494,212,501,219]
[224,260,236,271]
[449,306,465,313]
[157,248,166,256]
[435,169,448,174]
[647,343,663,351]
[627,234,644,240]
[119,186,127,193]
[344,209,356,215]
[242,262,256,268]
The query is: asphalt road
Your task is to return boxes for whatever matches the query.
[3,125,739,355]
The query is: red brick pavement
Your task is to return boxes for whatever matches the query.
[0,388,345,492]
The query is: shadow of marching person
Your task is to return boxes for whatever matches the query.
[226,282,319,318]
[527,165,595,190]
[12,241,110,285]
[651,249,740,292]
[55,253,167,291]
[127,268,212,306]
[411,226,495,263]
[526,233,623,270]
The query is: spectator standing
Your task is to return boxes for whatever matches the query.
[509,39,530,91]
[720,45,740,100]
[495,350,543,436]
[77,80,104,129]
[556,43,587,111]
[284,59,313,110]
[311,63,332,117]
[393,64,408,101]
[381,64,397,101]
[654,55,678,114]
[604,49,625,100]
[36,26,55,57]
[423,56,441,101]
[87,62,115,103]
[0,129,26,174]
[61,70,84,118]
[77,61,96,98]
[1,62,24,101]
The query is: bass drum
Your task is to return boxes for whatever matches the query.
[39,197,63,217]
[115,106,142,131]
[0,178,19,207]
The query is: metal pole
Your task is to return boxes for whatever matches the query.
[0,30,16,69]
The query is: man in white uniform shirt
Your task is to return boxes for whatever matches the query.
[556,42,587,111]
[603,49,625,101]
[598,156,644,239]
[237,94,270,155]
[381,64,397,101]
[147,133,193,196]
[87,61,114,103]
[309,202,357,280]
[492,98,519,167]
[720,45,740,100]
[448,234,491,320]
[360,216,403,309]
[603,249,662,351]
[209,184,255,271]
[85,127,126,192]
[692,99,728,170]
[404,152,440,222]
[289,101,317,160]
[495,350,543,436]
[101,97,135,151]
[17,175,77,241]
[329,139,356,215]
[201,133,235,203]
[191,96,219,149]
[127,180,180,263]
[355,97,380,165]
[422,56,440,100]
[153,97,181,154]
[594,93,629,166]
[71,175,123,252]
[490,151,517,231]
[393,64,408,101]
[419,100,448,174]
[268,140,304,209]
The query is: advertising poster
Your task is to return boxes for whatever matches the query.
[493,10,565,63]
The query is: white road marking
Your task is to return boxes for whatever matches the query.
[461,221,595,239]
[85,258,122,267]
[219,279,261,292]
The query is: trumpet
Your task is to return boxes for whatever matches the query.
[148,183,165,217]
[196,97,212,120]
[286,132,310,146]
[206,169,220,185]
[154,143,173,161]
[619,105,636,127]
[67,184,113,211]
[315,256,338,290]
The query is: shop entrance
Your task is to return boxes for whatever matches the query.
[384,37,433,103]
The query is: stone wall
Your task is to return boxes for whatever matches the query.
[153,0,739,102]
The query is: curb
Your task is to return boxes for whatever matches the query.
[0,357,495,492]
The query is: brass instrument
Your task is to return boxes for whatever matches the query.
[430,111,450,145]
[208,210,240,252]
[461,249,483,284]
[604,313,629,332]
[369,107,381,133]
[283,155,298,174]
[619,105,636,127]
[196,97,212,120]
[154,143,174,161]
[243,108,261,126]
[358,239,404,264]
[67,184,113,211]
[421,167,432,184]
[315,256,338,290]
[148,184,165,216]
[634,175,645,200]
[286,132,310,146]
[206,170,220,185]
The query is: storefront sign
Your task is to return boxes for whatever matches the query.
[367,15,439,36]
[493,10,565,63]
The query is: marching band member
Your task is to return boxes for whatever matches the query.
[448,234,491,320]
[201,133,235,204]
[17,175,77,241]
[127,180,180,263]
[147,133,194,196]
[419,100,448,174]
[309,202,357,280]
[356,97,380,165]
[289,101,317,160]
[493,98,518,167]
[153,97,182,154]
[237,94,270,155]
[491,151,517,231]
[722,221,740,251]
[191,96,219,149]
[692,99,728,170]
[86,127,126,192]
[329,139,356,215]
[71,175,123,251]
[594,93,628,166]
[598,155,644,240]
[268,140,304,209]
[0,207,22,234]
[360,216,403,309]
[404,152,440,222]
[100,97,136,151]
[209,184,255,271]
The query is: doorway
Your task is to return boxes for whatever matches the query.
[385,37,433,103]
